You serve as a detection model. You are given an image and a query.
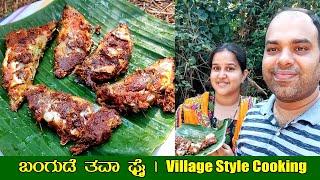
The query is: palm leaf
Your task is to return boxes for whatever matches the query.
[0,0,174,155]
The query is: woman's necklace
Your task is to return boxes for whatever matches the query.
[211,97,241,128]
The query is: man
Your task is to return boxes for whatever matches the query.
[213,8,320,156]
[235,8,320,155]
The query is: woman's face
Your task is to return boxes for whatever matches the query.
[210,50,248,96]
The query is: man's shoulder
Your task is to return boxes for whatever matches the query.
[242,99,271,127]
[246,99,268,114]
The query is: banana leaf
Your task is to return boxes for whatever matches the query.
[175,120,228,156]
[0,0,175,155]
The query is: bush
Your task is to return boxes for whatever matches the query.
[175,0,320,106]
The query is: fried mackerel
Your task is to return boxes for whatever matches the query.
[54,5,92,78]
[75,23,133,89]
[24,85,121,155]
[2,22,56,111]
[96,58,175,113]
[175,134,217,156]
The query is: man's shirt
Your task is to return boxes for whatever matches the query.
[236,94,320,156]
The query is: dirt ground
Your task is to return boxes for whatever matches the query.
[128,0,174,24]
[1,0,175,24]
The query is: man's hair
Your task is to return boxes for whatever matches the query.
[274,8,320,47]
[208,43,247,72]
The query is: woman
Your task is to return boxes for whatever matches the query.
[176,43,259,155]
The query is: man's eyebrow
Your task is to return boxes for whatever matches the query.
[292,39,311,44]
[265,39,312,45]
[265,40,278,45]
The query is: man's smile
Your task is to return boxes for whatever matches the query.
[273,70,298,82]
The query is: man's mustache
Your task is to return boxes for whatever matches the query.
[270,67,299,74]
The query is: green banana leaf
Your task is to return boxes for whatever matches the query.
[0,0,175,155]
[175,120,228,156]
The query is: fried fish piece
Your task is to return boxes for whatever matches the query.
[175,136,192,156]
[75,23,133,89]
[25,85,121,155]
[2,22,56,111]
[96,57,175,113]
[175,133,217,156]
[54,5,92,78]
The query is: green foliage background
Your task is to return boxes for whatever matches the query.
[175,0,320,106]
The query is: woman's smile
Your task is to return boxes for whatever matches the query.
[216,81,230,88]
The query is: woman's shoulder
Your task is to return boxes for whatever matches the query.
[176,91,212,127]
[182,92,212,105]
[176,91,213,116]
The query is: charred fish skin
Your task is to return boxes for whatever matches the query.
[2,21,57,111]
[96,57,175,113]
[24,85,121,155]
[75,23,133,89]
[54,5,92,79]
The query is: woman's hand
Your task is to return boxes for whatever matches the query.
[209,143,234,156]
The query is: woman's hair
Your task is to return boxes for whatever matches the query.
[209,43,247,72]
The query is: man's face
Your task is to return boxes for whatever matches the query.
[262,11,320,102]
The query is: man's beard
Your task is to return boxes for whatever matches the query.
[263,71,319,102]
[268,81,303,102]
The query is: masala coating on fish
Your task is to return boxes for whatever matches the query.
[2,21,56,111]
[96,58,175,113]
[54,5,92,78]
[75,23,133,89]
[24,85,121,155]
